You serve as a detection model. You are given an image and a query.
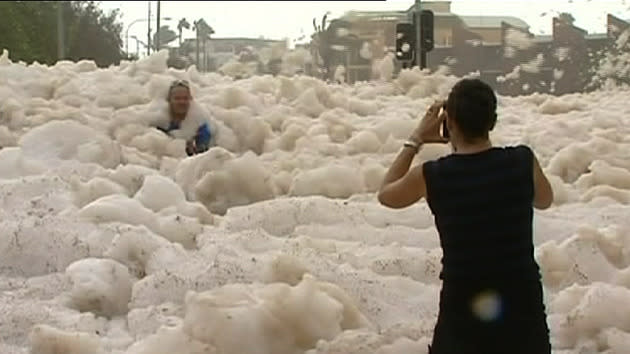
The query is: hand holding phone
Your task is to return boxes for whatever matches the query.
[410,101,449,144]
[440,102,449,140]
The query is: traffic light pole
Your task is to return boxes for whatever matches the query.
[415,0,422,68]
[421,46,427,69]
[156,1,161,51]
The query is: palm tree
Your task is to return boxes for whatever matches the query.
[153,26,177,50]
[177,18,190,46]
[312,12,330,79]
[193,19,214,71]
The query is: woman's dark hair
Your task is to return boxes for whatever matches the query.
[446,78,497,142]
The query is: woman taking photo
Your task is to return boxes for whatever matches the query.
[378,78,554,354]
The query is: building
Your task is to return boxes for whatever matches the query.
[328,1,532,82]
[339,2,530,48]
[179,37,286,72]
[316,1,622,96]
[458,15,529,44]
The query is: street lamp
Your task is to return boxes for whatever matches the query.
[125,17,172,54]
[130,35,147,58]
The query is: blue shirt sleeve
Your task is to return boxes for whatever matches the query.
[195,123,212,152]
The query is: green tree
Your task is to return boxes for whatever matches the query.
[193,19,214,71]
[558,12,575,25]
[0,1,124,67]
[66,1,124,66]
[311,13,330,79]
[153,25,177,50]
[0,1,57,64]
[177,18,191,47]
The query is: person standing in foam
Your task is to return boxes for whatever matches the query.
[154,79,214,156]
[378,79,554,354]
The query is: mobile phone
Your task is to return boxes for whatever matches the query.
[440,103,449,140]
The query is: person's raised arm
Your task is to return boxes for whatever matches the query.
[378,101,448,209]
[377,146,426,209]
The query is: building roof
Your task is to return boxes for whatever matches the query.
[340,8,531,33]
[585,33,609,40]
[340,10,529,30]
[406,2,452,13]
[341,10,459,22]
[342,10,409,22]
[460,16,529,30]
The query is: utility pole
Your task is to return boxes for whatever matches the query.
[156,1,161,51]
[195,21,200,70]
[147,1,152,56]
[414,0,422,68]
[57,2,65,60]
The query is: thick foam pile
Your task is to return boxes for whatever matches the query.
[128,274,371,354]
[0,48,629,354]
[65,258,133,317]
[18,120,122,168]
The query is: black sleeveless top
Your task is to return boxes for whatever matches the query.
[423,145,541,283]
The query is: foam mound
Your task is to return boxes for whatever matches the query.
[65,258,133,317]
[136,274,372,354]
[0,48,628,354]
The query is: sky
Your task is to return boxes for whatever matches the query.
[99,0,630,53]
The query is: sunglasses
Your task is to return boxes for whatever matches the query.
[169,79,190,89]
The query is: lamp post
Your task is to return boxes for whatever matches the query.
[130,36,143,57]
[125,16,172,55]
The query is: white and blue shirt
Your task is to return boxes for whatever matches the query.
[153,101,214,153]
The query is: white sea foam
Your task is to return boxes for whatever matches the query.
[0,49,629,353]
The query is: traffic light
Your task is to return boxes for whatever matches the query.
[421,10,434,52]
[396,10,434,66]
[395,23,415,61]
